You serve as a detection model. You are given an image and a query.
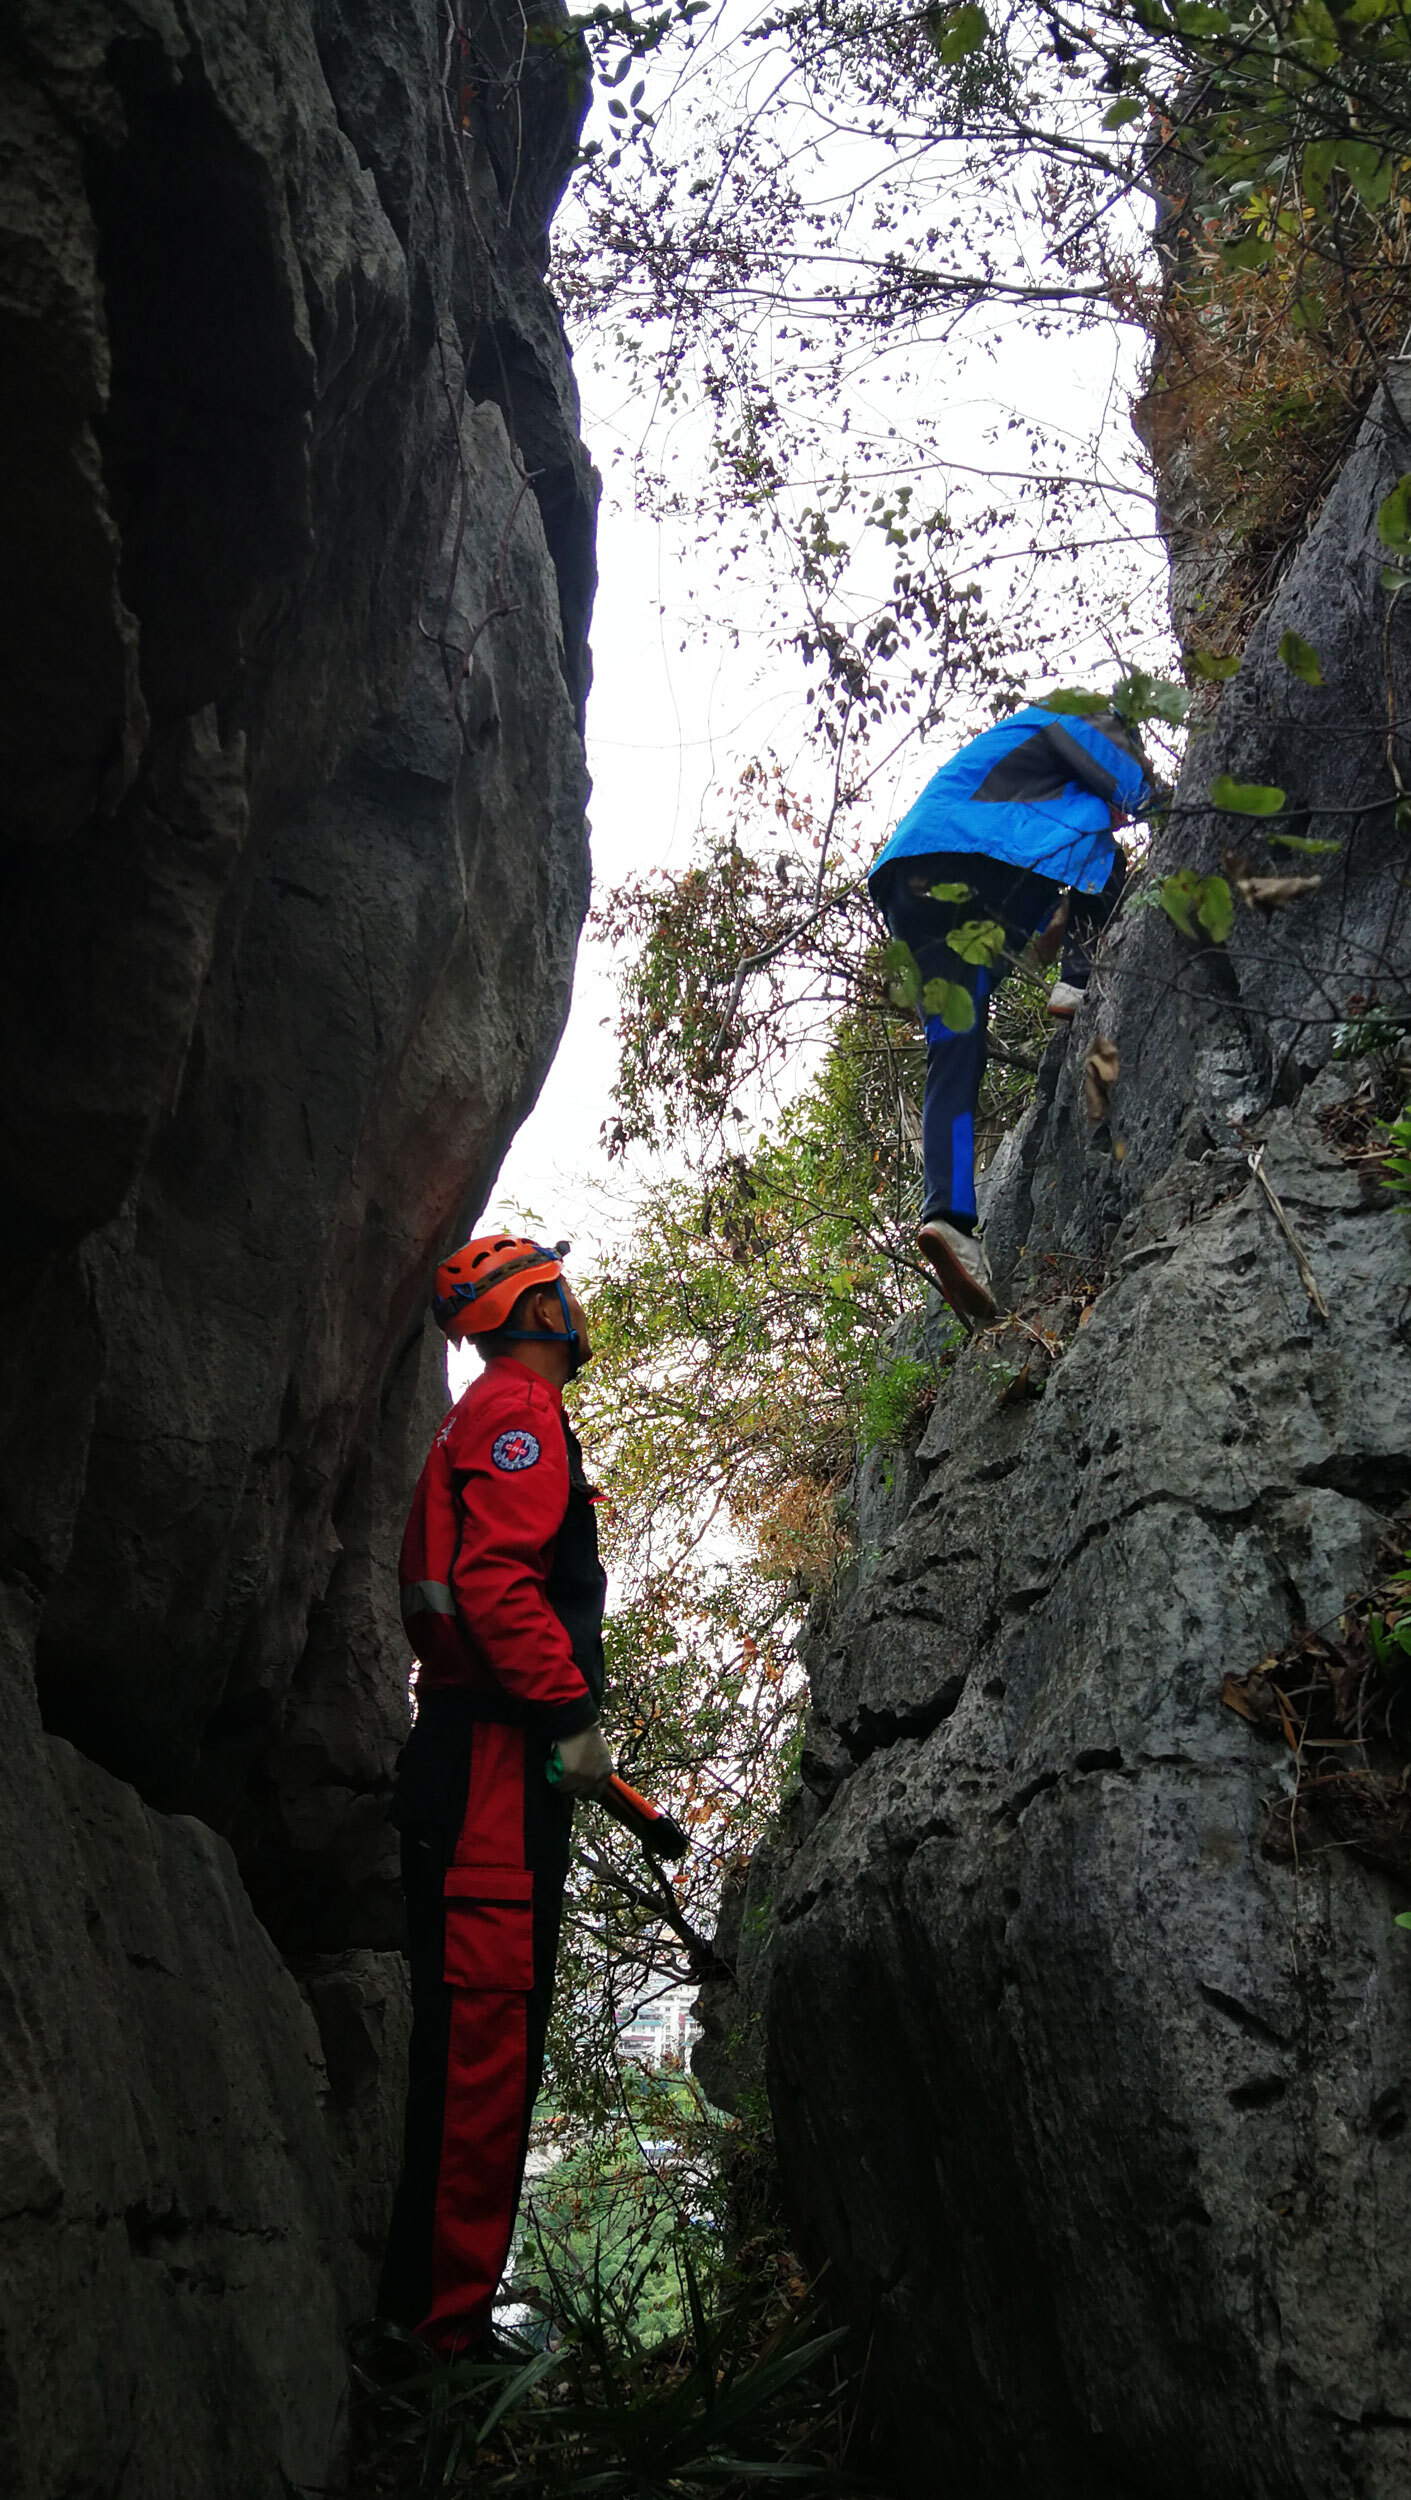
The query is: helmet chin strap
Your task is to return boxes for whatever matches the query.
[496,1280,588,1375]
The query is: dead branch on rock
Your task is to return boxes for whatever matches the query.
[1247,1144,1330,1320]
[1222,1513,1411,1885]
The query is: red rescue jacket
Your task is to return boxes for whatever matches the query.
[400,1359,604,1736]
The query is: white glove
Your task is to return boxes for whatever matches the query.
[554,1723,614,1799]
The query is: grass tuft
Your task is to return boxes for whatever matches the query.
[349,2247,892,2499]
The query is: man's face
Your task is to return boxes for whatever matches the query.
[526,1279,592,1367]
[559,1280,593,1366]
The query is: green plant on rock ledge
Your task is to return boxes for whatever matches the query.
[1382,1105,1411,1200]
[855,1348,952,1456]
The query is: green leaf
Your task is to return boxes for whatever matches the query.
[1340,140,1394,205]
[921,977,977,1032]
[1221,236,1273,270]
[945,917,1007,967]
[1113,666,1189,726]
[1383,566,1411,597]
[1376,475,1411,555]
[927,880,974,902]
[1158,869,1202,940]
[1267,832,1342,855]
[1102,97,1146,128]
[1277,630,1324,686]
[1190,649,1240,680]
[926,1,989,61]
[1396,1911,1411,1930]
[881,937,922,1010]
[1138,677,1191,725]
[1196,874,1233,943]
[1159,868,1231,944]
[474,2350,559,2444]
[1210,774,1287,815]
[1038,686,1108,716]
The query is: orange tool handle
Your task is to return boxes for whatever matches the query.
[546,1749,689,1859]
[603,1774,690,1861]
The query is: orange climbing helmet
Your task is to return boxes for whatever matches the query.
[433,1233,571,1342]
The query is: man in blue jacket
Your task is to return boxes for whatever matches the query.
[869,703,1154,1326]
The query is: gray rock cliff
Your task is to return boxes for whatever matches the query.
[706,379,1411,2496]
[0,1,594,2489]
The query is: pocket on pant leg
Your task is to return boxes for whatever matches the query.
[443,1867,534,1991]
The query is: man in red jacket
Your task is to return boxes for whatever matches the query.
[378,1234,613,2355]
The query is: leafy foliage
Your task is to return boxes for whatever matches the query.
[923,977,979,1030]
[857,1351,946,1453]
[1157,867,1233,942]
[504,0,1411,2378]
[1382,1105,1411,1199]
[1222,1514,1411,1892]
[1209,775,1287,815]
[945,917,1010,967]
[408,0,1411,2450]
[1278,631,1324,686]
[557,0,1411,768]
[1378,472,1411,596]
[350,2256,873,2496]
[518,2074,725,2350]
[540,802,1038,2148]
[1038,672,1190,728]
[1268,831,1341,856]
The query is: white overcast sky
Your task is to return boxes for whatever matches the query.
[480,342,1164,1275]
[466,40,1174,1358]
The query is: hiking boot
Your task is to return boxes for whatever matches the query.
[917,1220,997,1327]
[1047,980,1085,1019]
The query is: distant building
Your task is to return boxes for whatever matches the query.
[615,1979,702,2070]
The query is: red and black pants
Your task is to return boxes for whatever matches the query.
[378,1695,572,2351]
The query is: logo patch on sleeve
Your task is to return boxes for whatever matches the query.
[492,1428,542,1473]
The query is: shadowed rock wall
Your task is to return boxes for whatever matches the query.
[0,0,594,2489]
[711,378,1411,2497]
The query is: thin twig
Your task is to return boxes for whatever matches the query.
[577,1839,730,1977]
[1248,1145,1330,1320]
[705,877,869,1070]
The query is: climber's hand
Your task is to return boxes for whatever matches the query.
[554,1723,614,1799]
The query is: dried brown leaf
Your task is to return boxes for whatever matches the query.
[1232,873,1323,913]
[1084,1035,1119,1123]
[1220,1671,1259,1721]
[1275,1687,1304,1749]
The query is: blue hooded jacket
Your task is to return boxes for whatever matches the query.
[869,706,1152,897]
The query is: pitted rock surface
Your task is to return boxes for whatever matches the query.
[706,379,1411,2498]
[1,3,593,2491]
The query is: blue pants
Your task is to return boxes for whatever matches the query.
[921,977,992,1227]
[873,851,1062,1231]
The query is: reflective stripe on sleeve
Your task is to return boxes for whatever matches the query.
[401,1579,457,1623]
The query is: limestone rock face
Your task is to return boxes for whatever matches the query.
[0,1,593,2490]
[0,1596,392,2499]
[726,381,1411,2496]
